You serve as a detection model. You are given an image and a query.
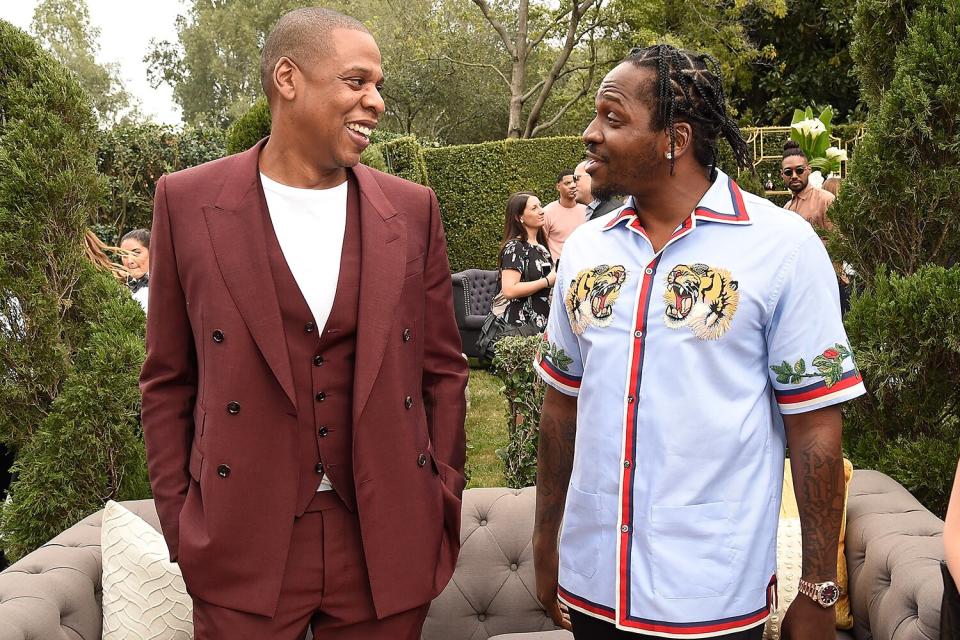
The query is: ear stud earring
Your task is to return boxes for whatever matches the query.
[664,152,674,160]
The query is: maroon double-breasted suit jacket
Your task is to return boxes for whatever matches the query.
[140,141,468,618]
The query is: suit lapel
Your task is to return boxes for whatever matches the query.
[352,164,406,420]
[202,141,296,408]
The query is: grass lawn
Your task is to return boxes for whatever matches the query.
[465,367,509,488]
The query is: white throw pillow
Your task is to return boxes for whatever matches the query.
[764,517,802,640]
[101,500,194,639]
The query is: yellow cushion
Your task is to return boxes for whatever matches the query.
[768,458,853,635]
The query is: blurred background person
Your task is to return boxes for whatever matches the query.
[822,176,842,197]
[83,229,129,282]
[543,169,586,263]
[499,192,555,332]
[119,229,150,313]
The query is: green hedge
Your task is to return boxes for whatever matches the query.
[226,97,271,155]
[491,335,545,489]
[0,19,150,559]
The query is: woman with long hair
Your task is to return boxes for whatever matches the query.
[498,192,555,331]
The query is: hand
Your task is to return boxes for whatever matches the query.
[780,592,835,640]
[533,538,572,630]
[546,272,557,287]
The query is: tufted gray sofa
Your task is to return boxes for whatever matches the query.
[451,269,499,359]
[0,471,944,640]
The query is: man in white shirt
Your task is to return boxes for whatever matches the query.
[543,169,587,261]
[140,8,467,639]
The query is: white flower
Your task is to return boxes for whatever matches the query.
[826,146,847,162]
[791,118,826,137]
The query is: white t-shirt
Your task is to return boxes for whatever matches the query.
[260,172,348,493]
[259,172,348,334]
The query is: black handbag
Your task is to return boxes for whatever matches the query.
[943,561,960,640]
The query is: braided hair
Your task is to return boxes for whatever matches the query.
[624,44,750,176]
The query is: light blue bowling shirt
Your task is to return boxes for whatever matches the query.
[534,170,865,637]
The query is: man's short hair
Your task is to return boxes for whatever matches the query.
[260,7,370,103]
[782,140,807,161]
[557,169,575,183]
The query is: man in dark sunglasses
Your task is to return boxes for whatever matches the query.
[782,140,835,232]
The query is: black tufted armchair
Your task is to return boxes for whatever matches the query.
[451,269,499,359]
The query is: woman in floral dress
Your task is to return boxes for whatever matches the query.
[498,192,556,332]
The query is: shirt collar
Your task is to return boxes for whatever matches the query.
[602,170,751,233]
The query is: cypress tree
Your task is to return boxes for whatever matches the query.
[831,0,960,515]
[0,20,149,559]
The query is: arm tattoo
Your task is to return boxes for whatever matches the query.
[535,395,577,538]
[794,437,844,581]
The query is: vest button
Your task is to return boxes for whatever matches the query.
[212,330,224,343]
[226,401,240,415]
[313,355,324,367]
[402,328,412,342]
[318,426,329,437]
[315,462,324,474]
[315,392,326,402]
[417,453,427,467]
[304,322,315,333]
[217,464,231,478]
[405,396,414,409]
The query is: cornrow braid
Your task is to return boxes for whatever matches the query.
[625,44,751,176]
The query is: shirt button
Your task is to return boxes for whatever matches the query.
[405,396,414,409]
[313,355,324,367]
[621,524,630,533]
[217,464,231,478]
[315,392,326,402]
[417,453,427,467]
[304,322,315,333]
[211,330,224,343]
[627,395,635,403]
[315,462,324,474]
[318,426,329,437]
[226,401,240,415]
[634,330,643,338]
[623,460,631,468]
[402,328,412,342]
[644,267,653,275]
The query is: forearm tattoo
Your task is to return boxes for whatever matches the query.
[795,438,844,581]
[535,403,577,536]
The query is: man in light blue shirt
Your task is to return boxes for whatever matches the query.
[533,44,865,639]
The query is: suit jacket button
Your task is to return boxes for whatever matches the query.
[417,453,427,467]
[313,355,324,367]
[212,330,224,343]
[315,462,324,474]
[217,464,231,478]
[404,396,414,409]
[304,322,315,333]
[318,426,329,437]
[315,391,326,402]
[226,401,240,415]
[402,328,412,342]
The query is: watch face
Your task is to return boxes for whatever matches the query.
[818,583,840,606]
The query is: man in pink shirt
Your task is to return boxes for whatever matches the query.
[542,169,587,262]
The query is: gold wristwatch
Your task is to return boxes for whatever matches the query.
[797,578,840,607]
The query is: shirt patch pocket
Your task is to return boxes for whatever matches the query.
[559,486,604,579]
[648,501,734,599]
[565,264,628,335]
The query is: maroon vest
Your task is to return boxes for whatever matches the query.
[261,175,361,516]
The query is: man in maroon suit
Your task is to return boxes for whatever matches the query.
[140,8,468,639]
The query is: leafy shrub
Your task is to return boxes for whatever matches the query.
[834,0,960,514]
[226,97,271,155]
[98,121,225,235]
[381,136,429,185]
[491,335,545,489]
[0,20,149,559]
[842,266,960,516]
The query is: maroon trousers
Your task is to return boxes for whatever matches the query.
[192,491,429,639]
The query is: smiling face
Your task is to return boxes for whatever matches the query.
[120,238,149,278]
[582,63,665,202]
[284,28,385,175]
[518,196,544,233]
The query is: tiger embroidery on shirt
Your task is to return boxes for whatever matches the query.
[663,263,739,340]
[565,264,628,335]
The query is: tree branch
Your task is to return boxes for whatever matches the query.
[471,0,516,58]
[521,79,546,102]
[434,54,511,88]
